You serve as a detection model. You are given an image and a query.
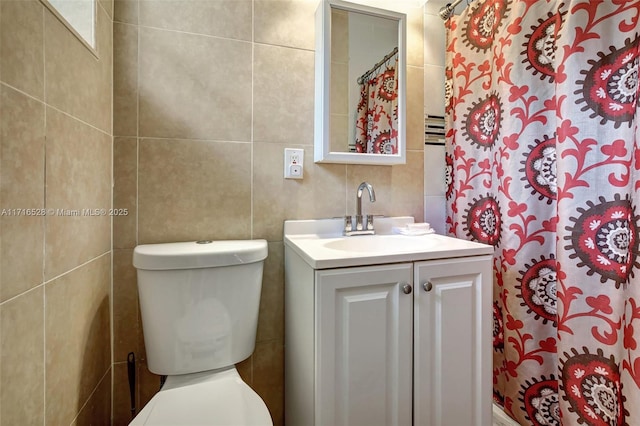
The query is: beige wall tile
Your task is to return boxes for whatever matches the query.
[114,23,138,137]
[44,6,112,133]
[0,86,45,301]
[113,362,136,426]
[407,64,425,151]
[114,137,138,248]
[138,27,252,141]
[0,287,44,425]
[391,150,425,221]
[114,0,138,24]
[252,143,346,241]
[253,44,314,144]
[346,150,424,221]
[45,254,111,426]
[424,63,445,116]
[254,0,316,51]
[113,249,139,363]
[99,0,114,20]
[45,108,112,279]
[138,139,252,244]
[139,0,251,41]
[71,369,112,426]
[0,0,44,100]
[257,242,284,343]
[424,12,445,67]
[407,7,424,67]
[252,340,284,426]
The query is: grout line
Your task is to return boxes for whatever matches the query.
[135,7,140,247]
[136,23,254,46]
[0,82,45,106]
[96,0,112,21]
[45,103,112,137]
[132,136,254,144]
[134,23,313,53]
[69,366,112,425]
[109,147,115,421]
[109,8,115,413]
[39,251,112,290]
[250,0,255,239]
[344,165,349,216]
[0,281,46,308]
[110,11,116,411]
[252,40,315,53]
[41,5,47,425]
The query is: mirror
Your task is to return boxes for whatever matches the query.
[314,0,406,165]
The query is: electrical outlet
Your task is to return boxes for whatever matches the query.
[284,148,304,179]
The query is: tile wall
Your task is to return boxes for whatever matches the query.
[0,0,113,424]
[423,0,448,235]
[111,0,425,424]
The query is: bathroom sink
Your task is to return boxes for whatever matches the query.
[322,234,438,253]
[284,217,493,269]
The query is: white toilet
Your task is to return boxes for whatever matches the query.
[130,239,272,426]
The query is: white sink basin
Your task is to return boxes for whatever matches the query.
[323,234,438,253]
[284,217,494,269]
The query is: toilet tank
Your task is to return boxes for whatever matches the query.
[133,240,268,376]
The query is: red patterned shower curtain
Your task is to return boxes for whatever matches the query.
[445,0,640,424]
[355,57,399,154]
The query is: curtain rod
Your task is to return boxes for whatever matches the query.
[438,0,466,20]
[357,47,399,85]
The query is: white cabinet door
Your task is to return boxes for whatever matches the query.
[414,256,492,426]
[316,263,413,426]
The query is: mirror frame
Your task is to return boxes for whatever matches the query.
[314,0,407,165]
[40,0,98,56]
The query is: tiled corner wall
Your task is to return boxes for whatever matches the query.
[0,0,113,424]
[423,1,447,234]
[111,1,425,424]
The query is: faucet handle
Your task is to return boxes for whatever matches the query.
[344,215,353,233]
[365,214,375,231]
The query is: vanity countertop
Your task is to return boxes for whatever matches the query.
[284,217,494,269]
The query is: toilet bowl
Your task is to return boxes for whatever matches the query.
[130,367,271,425]
[131,240,272,425]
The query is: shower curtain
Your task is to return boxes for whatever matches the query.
[445,0,640,424]
[354,57,399,154]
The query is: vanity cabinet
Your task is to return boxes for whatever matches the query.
[413,257,492,426]
[284,236,492,426]
[316,263,414,425]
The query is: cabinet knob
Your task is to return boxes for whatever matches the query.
[402,283,412,294]
[423,281,433,292]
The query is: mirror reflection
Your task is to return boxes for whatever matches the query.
[315,0,406,165]
[330,9,399,154]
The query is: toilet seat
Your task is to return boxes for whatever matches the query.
[130,367,273,426]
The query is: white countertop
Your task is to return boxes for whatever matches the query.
[284,217,494,269]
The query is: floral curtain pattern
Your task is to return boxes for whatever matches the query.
[354,56,399,154]
[445,0,640,424]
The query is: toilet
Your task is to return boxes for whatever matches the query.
[130,240,272,425]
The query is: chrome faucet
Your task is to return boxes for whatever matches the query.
[344,182,376,236]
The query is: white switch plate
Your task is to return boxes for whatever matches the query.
[284,148,304,179]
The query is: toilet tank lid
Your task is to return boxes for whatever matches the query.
[133,240,268,270]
